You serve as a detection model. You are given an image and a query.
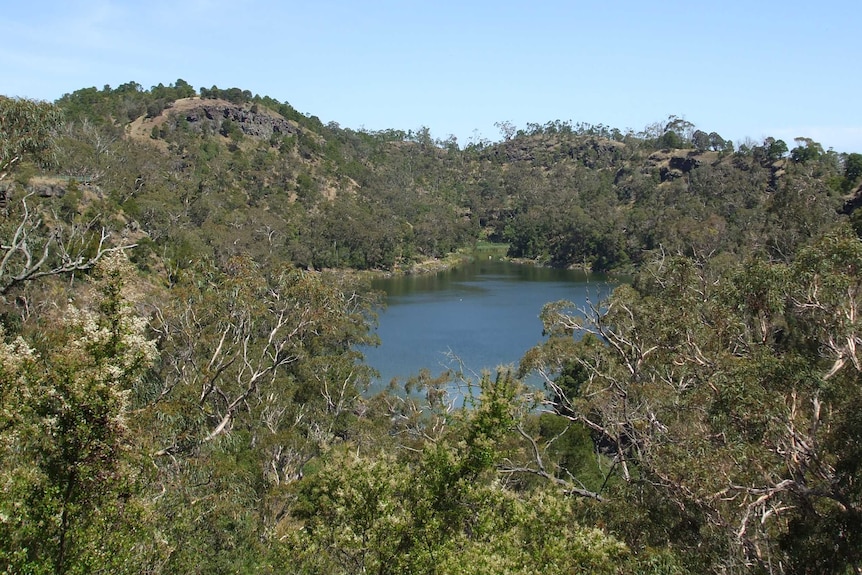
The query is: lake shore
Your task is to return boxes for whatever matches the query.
[330,242,632,284]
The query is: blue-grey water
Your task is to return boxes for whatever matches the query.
[360,259,615,393]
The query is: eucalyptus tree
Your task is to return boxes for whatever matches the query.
[0,97,135,299]
[283,373,633,575]
[0,96,61,182]
[521,227,862,574]
[133,256,381,571]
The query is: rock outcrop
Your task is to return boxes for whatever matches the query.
[179,100,298,140]
[840,184,862,215]
[647,149,714,182]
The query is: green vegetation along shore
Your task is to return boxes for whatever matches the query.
[1,82,861,574]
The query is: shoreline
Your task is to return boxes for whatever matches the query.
[327,244,632,283]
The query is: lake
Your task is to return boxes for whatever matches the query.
[360,259,616,393]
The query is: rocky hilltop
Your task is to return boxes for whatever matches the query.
[179,99,298,139]
[129,97,301,142]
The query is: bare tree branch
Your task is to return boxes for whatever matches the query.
[0,192,137,295]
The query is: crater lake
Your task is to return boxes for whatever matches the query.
[360,259,617,393]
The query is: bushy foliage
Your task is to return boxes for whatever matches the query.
[0,96,62,180]
[0,255,157,574]
[522,226,862,573]
[284,374,630,575]
[2,82,861,574]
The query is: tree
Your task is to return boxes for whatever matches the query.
[0,192,137,296]
[0,255,158,574]
[284,373,631,575]
[790,137,824,164]
[0,96,62,182]
[844,152,862,190]
[219,118,243,142]
[132,258,380,571]
[148,257,377,454]
[663,115,695,143]
[658,130,683,149]
[494,120,517,141]
[765,137,789,162]
[692,129,711,151]
[520,234,862,573]
[0,97,135,299]
[708,131,728,151]
[171,78,196,99]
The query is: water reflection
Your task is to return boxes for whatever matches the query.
[361,260,615,394]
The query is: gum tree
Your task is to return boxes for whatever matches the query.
[521,228,862,573]
[0,96,134,297]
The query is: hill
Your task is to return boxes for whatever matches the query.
[2,82,862,575]
[32,81,859,277]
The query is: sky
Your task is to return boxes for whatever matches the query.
[3,0,862,152]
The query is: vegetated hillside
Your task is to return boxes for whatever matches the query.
[3,83,862,575]
[42,81,862,276]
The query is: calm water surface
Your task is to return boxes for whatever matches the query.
[361,259,615,392]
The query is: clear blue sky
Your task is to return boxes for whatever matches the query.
[4,0,861,152]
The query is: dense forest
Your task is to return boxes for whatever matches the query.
[1,80,861,574]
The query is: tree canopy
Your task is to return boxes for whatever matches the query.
[1,80,861,574]
[0,96,62,181]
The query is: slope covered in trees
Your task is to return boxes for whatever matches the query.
[1,82,861,574]
[40,80,862,274]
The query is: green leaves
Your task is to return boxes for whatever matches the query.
[0,96,62,181]
[285,377,629,575]
[0,254,156,575]
[519,229,862,573]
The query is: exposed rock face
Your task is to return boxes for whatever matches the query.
[647,149,708,182]
[0,183,10,209]
[0,179,69,200]
[29,181,69,198]
[178,100,298,140]
[840,184,862,215]
[660,167,685,181]
[668,155,701,173]
[0,178,102,206]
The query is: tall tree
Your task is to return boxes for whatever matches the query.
[0,97,134,298]
[133,257,380,571]
[844,152,862,190]
[521,229,862,573]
